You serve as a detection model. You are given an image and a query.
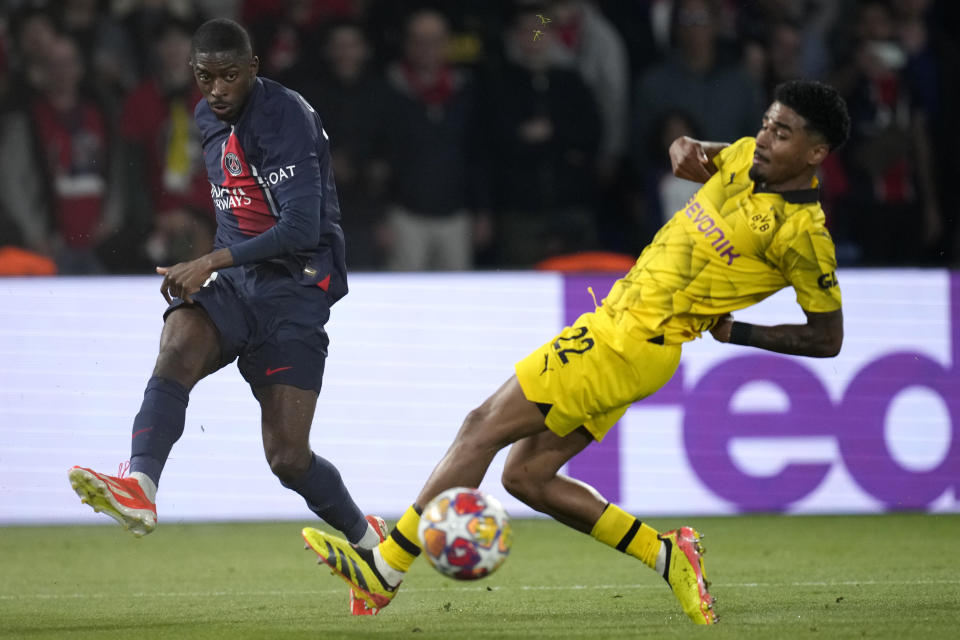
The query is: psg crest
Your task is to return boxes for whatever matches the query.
[224,152,243,176]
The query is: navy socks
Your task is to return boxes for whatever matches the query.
[127,377,366,543]
[283,453,368,544]
[129,376,189,487]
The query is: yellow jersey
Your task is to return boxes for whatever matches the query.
[601,137,842,345]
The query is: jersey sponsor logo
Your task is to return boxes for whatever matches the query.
[264,165,296,186]
[225,152,243,176]
[683,198,741,265]
[210,183,252,210]
[818,271,839,289]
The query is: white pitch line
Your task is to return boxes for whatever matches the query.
[1,579,957,601]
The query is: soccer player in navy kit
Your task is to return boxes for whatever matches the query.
[68,18,387,615]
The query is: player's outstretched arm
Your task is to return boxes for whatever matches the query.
[710,308,843,358]
[668,136,728,183]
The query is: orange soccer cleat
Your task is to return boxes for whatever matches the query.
[68,466,157,537]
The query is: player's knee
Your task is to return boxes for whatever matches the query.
[154,311,220,387]
[153,341,206,388]
[501,462,541,507]
[456,405,500,450]
[266,445,310,485]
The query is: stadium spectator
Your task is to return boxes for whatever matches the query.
[0,7,58,256]
[749,21,804,103]
[737,0,839,89]
[380,9,488,270]
[5,33,122,273]
[828,0,943,265]
[119,15,213,270]
[3,5,59,109]
[245,0,328,90]
[115,0,199,80]
[595,0,659,78]
[634,0,762,168]
[302,22,389,270]
[547,0,629,186]
[486,8,601,267]
[359,0,508,72]
[55,0,139,117]
[0,0,956,270]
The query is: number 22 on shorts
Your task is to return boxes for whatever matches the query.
[552,326,594,364]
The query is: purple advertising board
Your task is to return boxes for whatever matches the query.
[1,272,955,522]
[566,272,959,513]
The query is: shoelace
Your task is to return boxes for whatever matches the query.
[117,460,130,478]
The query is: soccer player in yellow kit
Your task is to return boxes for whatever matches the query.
[304,80,850,625]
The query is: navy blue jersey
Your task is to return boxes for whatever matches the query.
[195,77,347,301]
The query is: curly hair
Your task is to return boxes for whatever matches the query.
[190,18,252,59]
[773,80,850,151]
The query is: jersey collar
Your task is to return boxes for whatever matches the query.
[753,177,820,204]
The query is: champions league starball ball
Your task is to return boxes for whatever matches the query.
[418,487,512,580]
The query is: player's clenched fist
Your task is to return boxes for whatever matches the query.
[669,136,724,184]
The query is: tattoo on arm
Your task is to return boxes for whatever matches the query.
[742,309,843,358]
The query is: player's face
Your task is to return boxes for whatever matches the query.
[191,51,259,122]
[749,101,828,189]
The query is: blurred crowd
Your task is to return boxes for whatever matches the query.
[0,0,957,275]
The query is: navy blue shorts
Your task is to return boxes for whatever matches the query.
[165,263,331,393]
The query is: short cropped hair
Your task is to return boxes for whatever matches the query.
[773,80,850,151]
[190,18,252,59]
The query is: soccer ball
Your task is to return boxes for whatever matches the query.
[418,487,512,580]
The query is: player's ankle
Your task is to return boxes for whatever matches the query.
[130,471,157,503]
[372,546,406,588]
[654,539,668,577]
[356,523,382,549]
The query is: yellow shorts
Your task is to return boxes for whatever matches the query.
[515,310,681,441]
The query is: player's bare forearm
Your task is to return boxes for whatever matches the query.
[742,321,841,357]
[711,308,843,358]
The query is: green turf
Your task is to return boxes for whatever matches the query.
[1,514,958,639]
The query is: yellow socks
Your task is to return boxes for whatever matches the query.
[382,503,662,575]
[590,503,662,570]
[380,505,422,573]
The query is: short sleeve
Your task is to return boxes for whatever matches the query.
[713,137,755,174]
[254,92,326,206]
[770,217,842,313]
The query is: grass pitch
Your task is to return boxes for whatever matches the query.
[1,514,958,639]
